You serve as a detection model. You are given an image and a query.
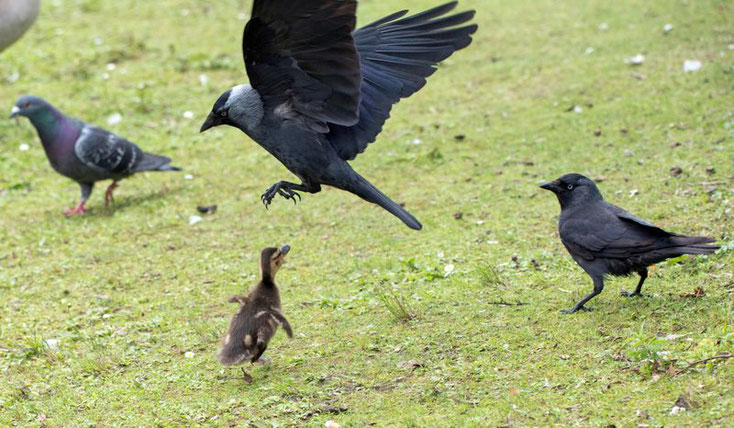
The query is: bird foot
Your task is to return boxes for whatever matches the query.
[561,306,593,314]
[63,202,87,216]
[105,181,119,207]
[240,368,253,384]
[261,183,301,208]
[620,291,649,298]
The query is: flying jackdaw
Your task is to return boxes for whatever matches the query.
[200,1,478,230]
[541,173,719,314]
[10,96,180,215]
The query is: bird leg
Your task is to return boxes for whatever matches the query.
[621,268,649,297]
[562,277,604,314]
[64,182,93,216]
[105,180,119,206]
[240,368,253,384]
[261,181,320,208]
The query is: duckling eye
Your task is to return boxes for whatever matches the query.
[567,184,574,190]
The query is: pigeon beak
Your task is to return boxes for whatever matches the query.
[199,112,221,133]
[9,106,20,119]
[540,180,562,193]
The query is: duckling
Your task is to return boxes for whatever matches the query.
[0,0,41,53]
[218,245,294,370]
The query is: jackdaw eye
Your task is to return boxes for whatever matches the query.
[567,184,574,190]
[220,111,228,117]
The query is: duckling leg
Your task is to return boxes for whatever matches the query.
[250,340,268,363]
[227,295,250,305]
[240,367,253,383]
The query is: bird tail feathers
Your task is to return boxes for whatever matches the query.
[348,172,422,230]
[670,235,719,255]
[134,153,181,172]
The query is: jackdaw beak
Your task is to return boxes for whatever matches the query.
[199,112,221,133]
[9,105,21,119]
[540,180,562,193]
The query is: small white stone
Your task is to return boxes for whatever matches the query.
[624,54,645,65]
[180,9,190,16]
[183,111,194,119]
[663,24,673,33]
[189,215,203,226]
[476,220,485,225]
[184,351,195,359]
[184,174,194,180]
[237,12,247,20]
[584,47,594,55]
[102,73,110,80]
[598,23,608,31]
[107,113,122,125]
[629,189,639,197]
[670,405,686,415]
[683,60,701,72]
[199,74,209,86]
[624,149,633,157]
[19,143,30,151]
[573,106,583,114]
[106,63,116,71]
[436,250,444,258]
[93,37,103,45]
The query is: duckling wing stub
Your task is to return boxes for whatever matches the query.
[242,0,362,131]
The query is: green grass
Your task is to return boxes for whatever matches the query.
[1,0,732,426]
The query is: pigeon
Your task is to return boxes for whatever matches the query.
[0,0,40,53]
[201,1,478,230]
[541,173,719,314]
[10,95,181,215]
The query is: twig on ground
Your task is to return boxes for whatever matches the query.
[674,353,733,376]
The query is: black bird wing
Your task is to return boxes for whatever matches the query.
[242,0,362,133]
[74,123,144,176]
[326,1,477,161]
[560,202,672,261]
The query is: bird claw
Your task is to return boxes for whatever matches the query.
[561,306,593,314]
[620,291,649,298]
[260,183,301,208]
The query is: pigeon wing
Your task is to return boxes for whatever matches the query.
[327,2,477,160]
[242,0,362,132]
[74,124,143,175]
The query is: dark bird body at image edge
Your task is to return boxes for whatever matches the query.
[541,173,719,313]
[201,0,478,230]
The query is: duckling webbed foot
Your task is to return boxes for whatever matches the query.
[240,368,253,383]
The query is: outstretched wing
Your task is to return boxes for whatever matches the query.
[243,0,362,132]
[327,1,477,160]
[74,124,143,175]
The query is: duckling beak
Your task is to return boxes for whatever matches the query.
[279,245,291,256]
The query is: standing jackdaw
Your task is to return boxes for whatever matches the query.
[541,173,719,314]
[200,1,477,230]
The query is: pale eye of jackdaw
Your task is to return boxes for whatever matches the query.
[220,111,227,117]
[567,184,574,190]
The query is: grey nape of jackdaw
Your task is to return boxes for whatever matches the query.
[201,1,478,231]
[10,96,181,215]
[541,173,719,314]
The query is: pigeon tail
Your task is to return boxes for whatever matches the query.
[133,153,181,172]
[348,171,422,230]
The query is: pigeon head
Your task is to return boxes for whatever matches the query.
[540,173,603,208]
[10,95,52,119]
[260,245,290,279]
[200,84,263,133]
